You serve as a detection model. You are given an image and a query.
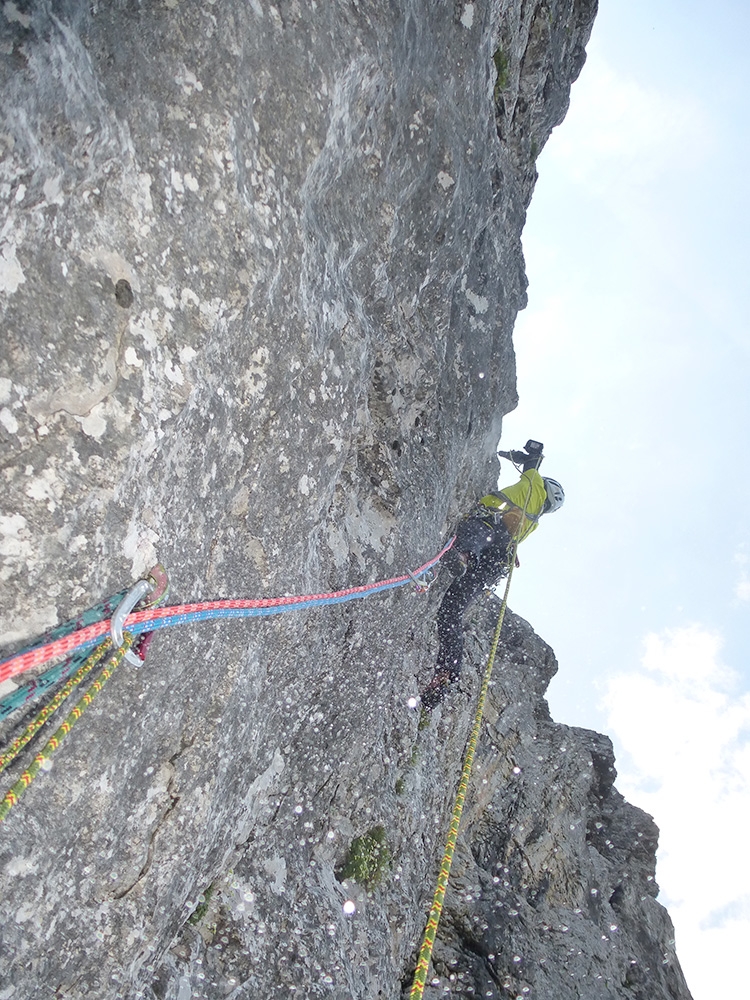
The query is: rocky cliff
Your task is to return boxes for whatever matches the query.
[0,2,693,999]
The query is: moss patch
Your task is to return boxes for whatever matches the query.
[188,883,215,926]
[339,825,392,889]
[493,47,510,101]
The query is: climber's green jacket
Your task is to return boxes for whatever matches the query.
[479,468,547,543]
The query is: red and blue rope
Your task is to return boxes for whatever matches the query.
[0,541,453,686]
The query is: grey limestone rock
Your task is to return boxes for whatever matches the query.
[0,2,692,999]
[420,608,692,1000]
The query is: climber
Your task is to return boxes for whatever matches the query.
[421,440,564,710]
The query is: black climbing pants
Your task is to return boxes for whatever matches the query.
[436,517,511,679]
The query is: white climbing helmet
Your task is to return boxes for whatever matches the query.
[543,477,565,513]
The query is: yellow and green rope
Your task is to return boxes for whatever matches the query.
[0,634,133,824]
[410,482,534,997]
[409,572,513,997]
[0,638,114,776]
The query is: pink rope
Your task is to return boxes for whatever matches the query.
[0,540,453,685]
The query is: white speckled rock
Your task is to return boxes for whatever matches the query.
[0,2,692,999]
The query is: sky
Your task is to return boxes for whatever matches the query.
[498,1,750,997]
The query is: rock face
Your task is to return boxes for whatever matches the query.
[420,608,692,1000]
[0,2,692,999]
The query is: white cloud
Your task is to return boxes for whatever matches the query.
[548,49,713,192]
[513,294,569,359]
[602,626,750,1000]
[734,548,750,603]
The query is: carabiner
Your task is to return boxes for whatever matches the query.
[110,579,152,666]
[407,568,436,594]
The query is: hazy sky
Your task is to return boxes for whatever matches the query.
[499,1,750,997]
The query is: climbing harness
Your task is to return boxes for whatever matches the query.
[409,474,535,998]
[490,492,542,524]
[0,542,453,825]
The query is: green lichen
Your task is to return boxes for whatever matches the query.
[395,777,405,795]
[339,825,392,889]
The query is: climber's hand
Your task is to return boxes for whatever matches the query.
[498,448,535,464]
[498,442,544,471]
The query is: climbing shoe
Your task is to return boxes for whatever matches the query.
[420,669,458,711]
